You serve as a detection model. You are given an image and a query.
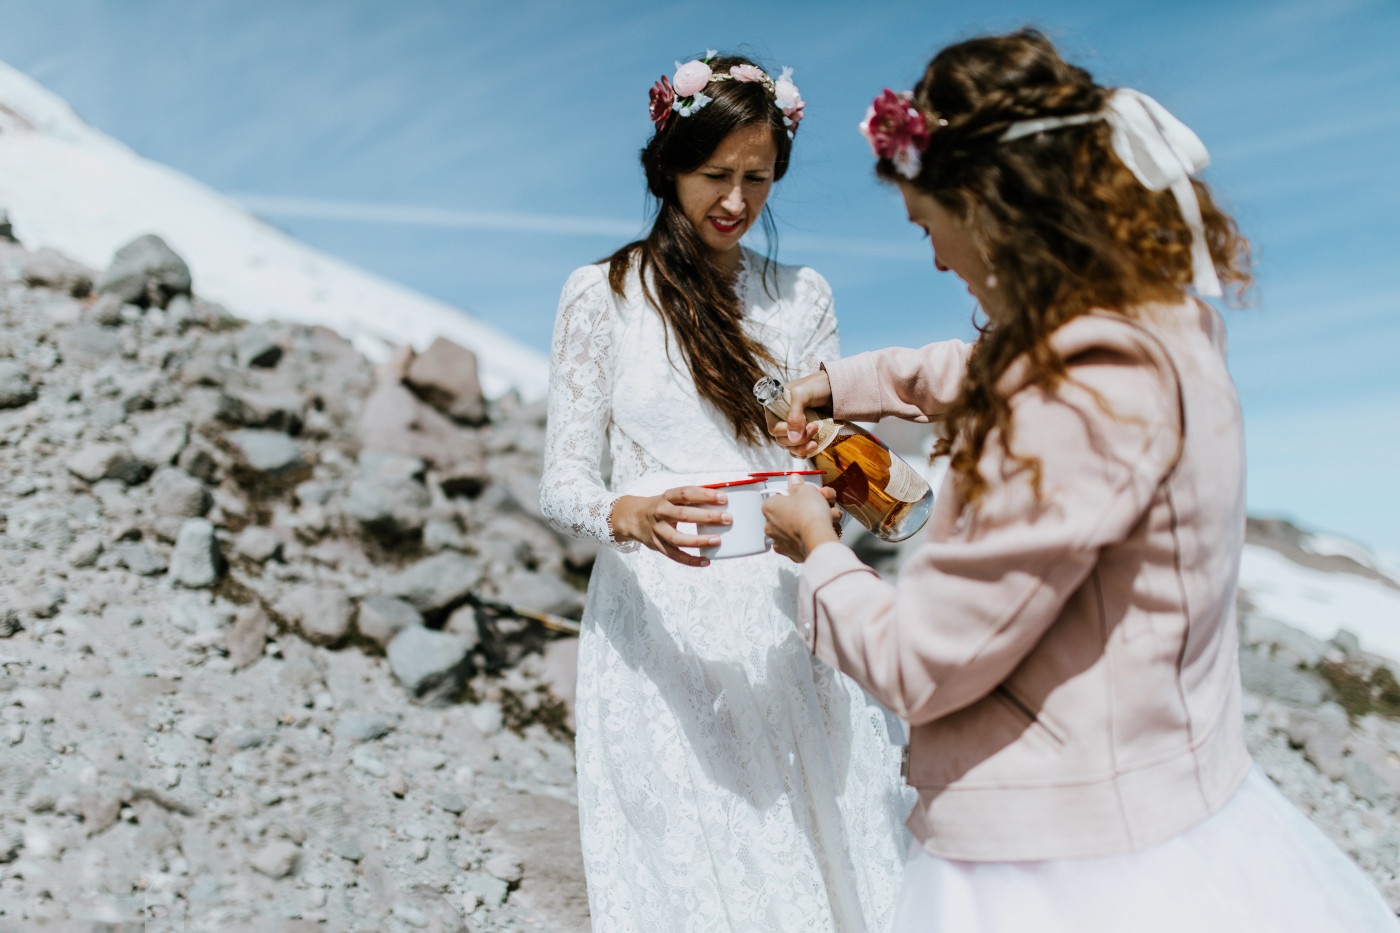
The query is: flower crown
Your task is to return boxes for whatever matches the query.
[649,50,805,138]
[858,89,946,180]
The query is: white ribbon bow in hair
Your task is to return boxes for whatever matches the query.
[999,88,1222,297]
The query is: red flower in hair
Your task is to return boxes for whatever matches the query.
[649,75,675,128]
[859,89,930,179]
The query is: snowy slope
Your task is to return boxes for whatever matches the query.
[0,60,548,399]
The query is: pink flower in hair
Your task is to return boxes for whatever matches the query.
[649,75,675,128]
[673,58,714,97]
[775,67,805,135]
[859,89,930,179]
[730,63,767,83]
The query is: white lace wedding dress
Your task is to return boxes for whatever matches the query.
[540,250,912,932]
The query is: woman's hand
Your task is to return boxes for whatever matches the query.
[762,481,842,563]
[609,487,730,567]
[764,370,834,459]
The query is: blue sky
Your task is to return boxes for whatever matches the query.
[2,0,1397,554]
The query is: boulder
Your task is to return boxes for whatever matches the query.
[169,518,223,588]
[22,247,93,297]
[235,325,283,368]
[358,349,486,471]
[0,360,36,409]
[225,604,270,670]
[405,336,487,425]
[356,595,424,650]
[65,443,149,485]
[131,417,190,467]
[95,234,192,308]
[227,429,303,475]
[381,552,482,617]
[277,584,353,646]
[149,467,212,519]
[386,626,473,704]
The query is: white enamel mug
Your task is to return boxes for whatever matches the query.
[749,470,826,493]
[697,478,776,560]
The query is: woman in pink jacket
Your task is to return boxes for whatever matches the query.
[762,29,1399,933]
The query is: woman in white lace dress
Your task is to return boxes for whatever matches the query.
[539,51,910,931]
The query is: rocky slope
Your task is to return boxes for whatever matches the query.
[1,233,1397,932]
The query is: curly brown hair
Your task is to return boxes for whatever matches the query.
[607,54,792,446]
[876,29,1252,503]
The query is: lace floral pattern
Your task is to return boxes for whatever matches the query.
[541,250,913,932]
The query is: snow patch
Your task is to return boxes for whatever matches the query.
[0,59,547,399]
[1239,543,1400,664]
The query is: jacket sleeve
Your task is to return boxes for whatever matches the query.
[538,266,637,550]
[823,340,974,424]
[799,344,1181,725]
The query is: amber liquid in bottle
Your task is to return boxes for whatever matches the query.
[754,377,933,542]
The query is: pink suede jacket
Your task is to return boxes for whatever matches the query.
[801,301,1252,861]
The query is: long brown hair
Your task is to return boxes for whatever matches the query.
[876,29,1252,502]
[607,54,793,445]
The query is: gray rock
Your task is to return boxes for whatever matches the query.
[22,247,93,296]
[277,584,352,646]
[67,534,104,568]
[485,852,524,886]
[1238,650,1329,707]
[387,626,474,704]
[1343,755,1395,807]
[461,871,509,908]
[89,293,127,326]
[110,542,168,576]
[498,568,584,620]
[177,438,220,481]
[351,749,389,777]
[225,604,270,670]
[169,518,223,588]
[343,475,430,538]
[216,386,304,433]
[358,371,486,470]
[57,321,122,366]
[131,418,189,467]
[65,442,149,485]
[330,836,365,862]
[333,714,398,742]
[1330,629,1363,658]
[227,429,303,474]
[96,233,192,308]
[248,840,300,879]
[0,360,36,409]
[381,552,482,616]
[150,467,212,518]
[1240,614,1329,669]
[356,595,424,650]
[422,517,471,552]
[233,526,282,563]
[235,326,282,368]
[1303,729,1347,781]
[405,336,487,425]
[442,605,482,651]
[1,582,65,616]
[432,789,467,814]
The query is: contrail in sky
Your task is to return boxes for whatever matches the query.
[234,194,929,260]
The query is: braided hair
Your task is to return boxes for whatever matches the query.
[879,29,1252,503]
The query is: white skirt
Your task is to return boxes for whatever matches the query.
[893,767,1398,933]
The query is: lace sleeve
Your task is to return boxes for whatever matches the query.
[796,269,840,375]
[539,266,636,549]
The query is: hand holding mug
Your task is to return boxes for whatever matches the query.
[610,487,729,567]
[762,479,842,563]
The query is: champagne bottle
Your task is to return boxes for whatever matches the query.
[754,376,933,542]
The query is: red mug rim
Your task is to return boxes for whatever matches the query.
[748,470,825,477]
[700,478,766,489]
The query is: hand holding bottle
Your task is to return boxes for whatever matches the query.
[764,370,832,458]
